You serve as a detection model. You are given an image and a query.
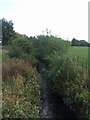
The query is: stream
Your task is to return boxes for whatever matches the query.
[39,63,78,119]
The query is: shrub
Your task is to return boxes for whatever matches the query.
[8,37,37,65]
[33,35,70,64]
[48,56,90,119]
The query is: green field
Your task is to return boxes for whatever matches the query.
[68,46,89,67]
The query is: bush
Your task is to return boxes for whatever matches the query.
[8,37,37,65]
[48,56,90,119]
[33,35,70,64]
[2,58,41,118]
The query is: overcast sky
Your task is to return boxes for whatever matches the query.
[0,0,88,41]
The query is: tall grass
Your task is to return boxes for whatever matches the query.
[2,58,41,118]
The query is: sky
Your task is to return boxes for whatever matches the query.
[0,0,89,41]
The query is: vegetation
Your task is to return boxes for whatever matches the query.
[2,19,41,118]
[2,18,14,45]
[2,59,41,118]
[48,56,89,119]
[32,35,70,65]
[68,46,88,67]
[8,37,37,65]
[71,38,90,46]
[32,36,90,119]
[2,18,90,119]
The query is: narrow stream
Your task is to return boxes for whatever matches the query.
[39,63,78,119]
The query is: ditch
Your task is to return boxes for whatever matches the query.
[39,63,78,119]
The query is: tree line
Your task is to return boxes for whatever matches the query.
[1,18,90,47]
[71,38,90,46]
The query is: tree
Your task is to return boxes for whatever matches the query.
[71,38,77,46]
[2,18,14,45]
[71,38,89,46]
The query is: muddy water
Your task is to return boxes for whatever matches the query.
[39,64,78,119]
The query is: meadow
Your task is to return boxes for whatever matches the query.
[68,46,88,67]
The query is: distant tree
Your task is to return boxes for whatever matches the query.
[71,38,78,46]
[2,18,14,45]
[71,38,89,46]
[79,40,88,46]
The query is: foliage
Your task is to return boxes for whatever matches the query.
[33,36,90,119]
[2,58,41,118]
[68,46,88,67]
[32,35,90,119]
[33,35,70,65]
[71,38,89,46]
[8,37,37,65]
[2,51,9,61]
[2,20,90,119]
[48,55,90,119]
[2,18,14,45]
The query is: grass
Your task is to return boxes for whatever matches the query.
[68,46,88,67]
